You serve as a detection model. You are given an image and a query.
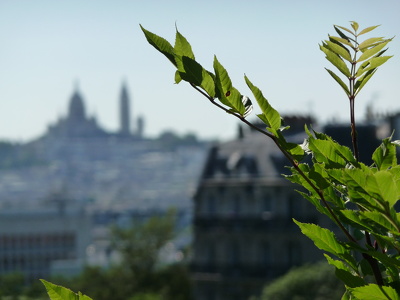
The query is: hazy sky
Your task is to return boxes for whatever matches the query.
[1,0,400,142]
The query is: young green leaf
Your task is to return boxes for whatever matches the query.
[356,56,392,76]
[307,136,357,168]
[358,37,384,51]
[365,171,399,207]
[350,284,400,300]
[334,25,355,38]
[350,21,359,33]
[174,30,195,59]
[178,56,216,97]
[358,25,380,36]
[41,280,93,300]
[320,45,351,77]
[213,56,244,114]
[354,69,377,96]
[325,255,365,287]
[372,137,397,170]
[325,40,352,62]
[140,25,177,67]
[244,75,281,130]
[357,41,389,62]
[329,36,355,49]
[293,220,356,266]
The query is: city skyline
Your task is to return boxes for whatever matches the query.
[1,0,400,142]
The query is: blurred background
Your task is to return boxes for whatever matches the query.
[0,1,399,299]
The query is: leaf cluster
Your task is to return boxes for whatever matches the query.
[320,21,393,98]
[140,22,399,299]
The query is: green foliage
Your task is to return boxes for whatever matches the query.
[256,261,344,300]
[42,211,191,300]
[0,272,25,299]
[141,21,399,299]
[41,280,93,300]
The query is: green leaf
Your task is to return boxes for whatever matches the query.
[174,70,182,84]
[357,41,389,62]
[358,25,380,36]
[354,69,377,96]
[307,136,357,168]
[365,171,399,207]
[358,37,384,51]
[325,68,350,96]
[320,45,351,77]
[350,21,359,32]
[213,56,244,114]
[330,36,355,49]
[372,138,397,170]
[244,75,281,130]
[335,25,355,37]
[294,220,356,267]
[325,255,365,287]
[174,30,195,59]
[350,284,400,300]
[178,56,215,97]
[41,280,93,300]
[140,25,177,67]
[356,56,392,77]
[325,40,352,62]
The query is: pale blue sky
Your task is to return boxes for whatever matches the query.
[1,0,400,142]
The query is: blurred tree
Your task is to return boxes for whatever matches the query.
[62,209,192,300]
[0,272,24,299]
[256,261,344,300]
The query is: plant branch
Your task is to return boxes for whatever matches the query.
[189,83,357,244]
[347,41,384,286]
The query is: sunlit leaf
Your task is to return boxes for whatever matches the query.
[179,56,215,97]
[294,220,355,265]
[213,56,244,114]
[325,255,365,287]
[244,75,281,130]
[174,30,195,59]
[329,36,355,49]
[174,70,182,84]
[356,56,392,76]
[358,25,380,36]
[41,280,93,300]
[362,211,399,233]
[365,171,399,207]
[350,21,359,32]
[140,25,176,67]
[358,37,384,51]
[357,41,389,62]
[320,45,351,77]
[325,40,352,62]
[372,137,397,170]
[350,284,400,300]
[335,25,355,37]
[355,69,377,96]
[308,136,357,168]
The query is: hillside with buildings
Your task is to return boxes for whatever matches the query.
[0,83,208,211]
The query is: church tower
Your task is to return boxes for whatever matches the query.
[119,82,131,136]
